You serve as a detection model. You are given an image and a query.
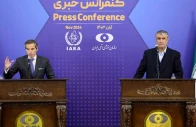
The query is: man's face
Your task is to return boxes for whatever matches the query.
[25,43,38,58]
[156,33,168,49]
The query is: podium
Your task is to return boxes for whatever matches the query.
[120,79,196,127]
[0,79,67,127]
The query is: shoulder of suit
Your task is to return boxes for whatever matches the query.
[148,48,156,51]
[37,55,49,61]
[167,47,180,54]
[15,55,28,61]
[144,48,155,53]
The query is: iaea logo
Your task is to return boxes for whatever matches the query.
[65,30,82,51]
[96,33,114,42]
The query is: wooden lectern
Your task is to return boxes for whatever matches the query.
[120,79,196,127]
[0,79,67,127]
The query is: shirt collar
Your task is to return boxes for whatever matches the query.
[158,46,167,54]
[28,55,37,60]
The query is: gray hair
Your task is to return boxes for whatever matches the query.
[24,39,38,49]
[156,30,169,36]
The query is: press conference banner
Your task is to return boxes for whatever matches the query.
[52,0,125,51]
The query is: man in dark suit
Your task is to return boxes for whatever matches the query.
[3,39,55,79]
[134,30,183,79]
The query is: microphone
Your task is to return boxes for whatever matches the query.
[155,45,160,79]
[155,45,158,51]
[27,59,30,65]
[27,59,33,79]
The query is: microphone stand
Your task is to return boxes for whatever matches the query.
[27,59,32,79]
[156,49,160,79]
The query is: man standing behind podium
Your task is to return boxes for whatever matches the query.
[3,39,55,79]
[134,30,183,79]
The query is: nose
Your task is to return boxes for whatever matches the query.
[29,51,33,54]
[159,39,163,42]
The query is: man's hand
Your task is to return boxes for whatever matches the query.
[4,56,14,71]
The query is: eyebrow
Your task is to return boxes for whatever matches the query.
[157,37,166,39]
[26,47,35,49]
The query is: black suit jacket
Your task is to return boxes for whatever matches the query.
[3,55,55,79]
[134,47,183,79]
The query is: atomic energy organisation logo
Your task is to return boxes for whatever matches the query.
[96,33,114,42]
[92,33,117,51]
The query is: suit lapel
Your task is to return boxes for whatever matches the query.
[160,48,171,73]
[24,55,29,70]
[153,48,158,71]
[34,56,41,77]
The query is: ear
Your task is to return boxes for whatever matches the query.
[167,37,169,43]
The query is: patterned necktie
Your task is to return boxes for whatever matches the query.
[30,58,35,74]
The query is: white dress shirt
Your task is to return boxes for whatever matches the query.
[28,55,37,70]
[158,47,167,62]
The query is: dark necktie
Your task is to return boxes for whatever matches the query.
[30,58,35,75]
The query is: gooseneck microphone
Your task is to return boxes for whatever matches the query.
[155,46,160,79]
[27,59,30,65]
[27,59,33,79]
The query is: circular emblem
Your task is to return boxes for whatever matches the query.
[145,110,172,127]
[16,111,43,127]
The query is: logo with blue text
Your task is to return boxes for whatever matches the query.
[92,33,117,51]
[65,30,82,51]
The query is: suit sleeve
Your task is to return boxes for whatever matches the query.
[174,52,183,78]
[3,59,19,79]
[45,59,55,79]
[134,50,147,78]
